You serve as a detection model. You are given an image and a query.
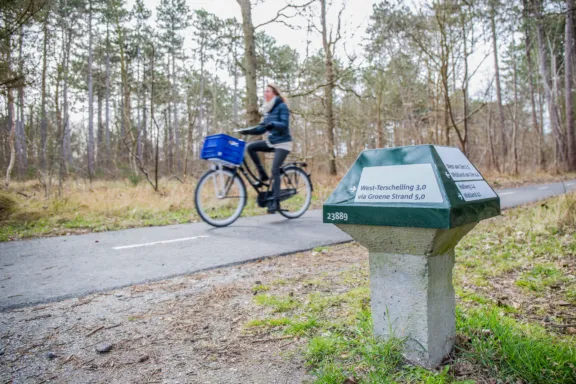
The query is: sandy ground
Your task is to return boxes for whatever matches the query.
[0,244,362,384]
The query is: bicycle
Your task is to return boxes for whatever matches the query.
[194,132,313,227]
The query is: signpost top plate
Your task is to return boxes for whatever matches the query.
[323,145,500,229]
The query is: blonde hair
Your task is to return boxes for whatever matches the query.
[267,84,287,105]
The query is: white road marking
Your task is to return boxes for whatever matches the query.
[538,186,550,190]
[113,236,209,250]
[498,191,515,196]
[567,182,575,186]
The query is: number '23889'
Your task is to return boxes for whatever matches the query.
[326,212,348,221]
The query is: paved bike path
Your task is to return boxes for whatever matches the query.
[1,180,575,310]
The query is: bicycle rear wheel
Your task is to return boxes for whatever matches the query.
[195,168,246,227]
[279,167,312,219]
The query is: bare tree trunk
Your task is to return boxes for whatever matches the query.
[233,59,239,125]
[96,36,103,167]
[142,56,147,163]
[55,52,62,170]
[523,0,545,169]
[320,0,337,176]
[490,0,507,170]
[566,0,576,170]
[61,14,72,181]
[4,29,16,187]
[5,87,16,187]
[97,91,103,165]
[237,0,260,126]
[137,49,144,162]
[376,90,384,148]
[461,9,470,157]
[136,46,142,167]
[88,0,94,180]
[166,59,173,173]
[213,69,218,132]
[433,70,440,144]
[87,0,95,178]
[439,33,451,147]
[150,46,160,192]
[16,24,27,175]
[185,81,198,176]
[538,84,546,164]
[172,50,181,173]
[112,3,133,169]
[533,0,565,167]
[28,105,34,162]
[105,26,111,170]
[303,96,309,159]
[162,108,169,173]
[199,53,205,138]
[120,86,126,160]
[151,45,159,191]
[40,13,49,171]
[63,33,72,168]
[55,50,63,193]
[487,106,500,172]
[551,40,564,161]
[511,38,520,176]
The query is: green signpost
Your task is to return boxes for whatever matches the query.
[324,145,500,228]
[323,145,500,368]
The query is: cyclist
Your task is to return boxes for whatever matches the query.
[240,84,292,214]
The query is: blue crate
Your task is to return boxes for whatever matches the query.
[200,134,246,167]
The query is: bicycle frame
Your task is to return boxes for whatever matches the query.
[211,158,304,208]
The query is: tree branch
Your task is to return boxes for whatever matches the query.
[335,84,369,100]
[254,0,315,30]
[331,1,346,49]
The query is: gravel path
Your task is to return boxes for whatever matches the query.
[0,244,364,384]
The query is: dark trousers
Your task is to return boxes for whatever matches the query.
[247,140,289,202]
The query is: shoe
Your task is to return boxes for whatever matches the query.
[267,200,279,214]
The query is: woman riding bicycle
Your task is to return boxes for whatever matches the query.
[241,84,292,214]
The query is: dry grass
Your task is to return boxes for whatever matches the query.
[483,170,576,189]
[557,193,576,233]
[0,179,201,241]
[0,176,332,241]
[1,169,574,242]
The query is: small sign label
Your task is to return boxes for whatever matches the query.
[435,146,482,181]
[455,180,497,201]
[354,164,443,203]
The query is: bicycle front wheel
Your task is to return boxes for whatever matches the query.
[279,167,313,219]
[195,168,247,227]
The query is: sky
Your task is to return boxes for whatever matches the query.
[136,0,493,97]
[188,0,374,47]
[139,0,377,68]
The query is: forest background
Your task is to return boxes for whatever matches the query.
[1,0,576,236]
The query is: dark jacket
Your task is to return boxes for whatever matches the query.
[243,97,292,145]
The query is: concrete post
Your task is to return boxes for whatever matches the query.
[337,223,477,368]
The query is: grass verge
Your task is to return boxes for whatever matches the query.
[245,194,576,383]
[0,177,332,241]
[2,171,575,242]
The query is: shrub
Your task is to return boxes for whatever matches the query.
[128,174,141,186]
[0,193,17,221]
[557,193,576,233]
